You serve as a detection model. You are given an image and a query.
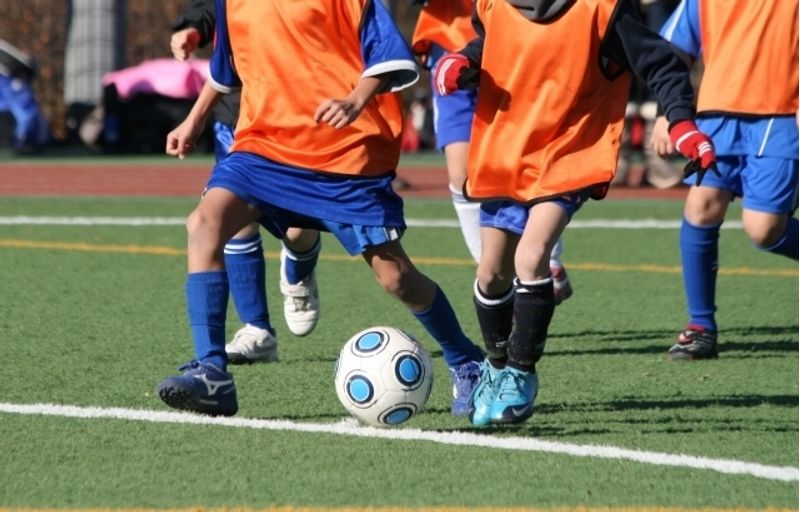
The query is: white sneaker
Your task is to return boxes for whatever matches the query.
[226,324,279,364]
[551,265,574,306]
[280,249,321,337]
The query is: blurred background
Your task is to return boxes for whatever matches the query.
[0,0,687,188]
[0,1,418,146]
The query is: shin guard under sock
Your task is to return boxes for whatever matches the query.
[507,278,555,373]
[473,280,514,367]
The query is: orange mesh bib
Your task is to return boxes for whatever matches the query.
[466,0,630,203]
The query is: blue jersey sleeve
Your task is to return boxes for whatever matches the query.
[659,0,702,59]
[360,0,419,92]
[208,0,241,93]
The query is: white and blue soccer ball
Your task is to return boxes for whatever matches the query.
[334,326,433,427]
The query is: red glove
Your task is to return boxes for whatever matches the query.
[432,53,476,95]
[669,120,720,186]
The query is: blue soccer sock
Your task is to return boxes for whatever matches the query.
[759,217,798,260]
[680,218,720,331]
[185,271,229,371]
[412,286,483,367]
[282,236,321,285]
[224,235,270,330]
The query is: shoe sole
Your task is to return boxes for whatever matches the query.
[468,406,492,426]
[157,384,238,416]
[283,308,320,337]
[286,323,318,337]
[491,407,534,424]
[667,351,719,361]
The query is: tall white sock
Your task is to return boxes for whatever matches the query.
[550,236,564,269]
[449,184,482,263]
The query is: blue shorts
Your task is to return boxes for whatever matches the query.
[213,121,235,162]
[697,115,798,159]
[479,191,591,235]
[683,155,799,214]
[206,152,406,255]
[432,88,475,150]
[428,48,476,150]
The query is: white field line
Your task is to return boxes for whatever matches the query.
[0,402,795,482]
[0,216,744,229]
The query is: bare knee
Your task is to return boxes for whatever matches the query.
[684,187,731,225]
[476,263,514,295]
[514,243,550,280]
[186,208,223,251]
[743,211,788,248]
[284,228,320,253]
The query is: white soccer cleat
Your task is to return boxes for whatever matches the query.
[280,250,321,337]
[225,324,279,364]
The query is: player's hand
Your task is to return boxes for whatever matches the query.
[432,53,478,95]
[314,98,364,129]
[669,119,719,186]
[170,28,201,60]
[649,116,674,156]
[166,118,203,159]
[681,159,721,187]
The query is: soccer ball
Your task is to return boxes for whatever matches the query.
[334,326,433,427]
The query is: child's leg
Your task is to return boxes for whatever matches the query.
[158,187,259,416]
[214,120,275,336]
[480,202,565,424]
[679,186,731,332]
[362,240,483,366]
[473,281,514,368]
[750,213,799,259]
[470,225,517,425]
[549,237,564,268]
[740,155,799,260]
[549,236,573,305]
[508,201,568,371]
[742,208,798,260]
[449,183,482,262]
[225,224,278,364]
[363,240,483,416]
[474,225,518,368]
[279,227,322,337]
[444,141,482,262]
[224,223,270,330]
[667,185,731,361]
[224,222,280,364]
[186,188,261,368]
[282,228,322,283]
[212,122,273,334]
[679,218,721,331]
[185,271,229,371]
[507,277,555,371]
